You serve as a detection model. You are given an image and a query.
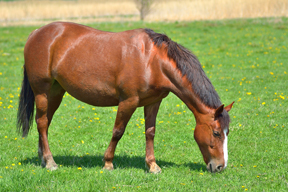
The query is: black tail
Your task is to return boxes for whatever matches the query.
[17,66,35,137]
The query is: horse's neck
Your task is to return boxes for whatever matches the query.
[162,59,212,121]
[173,81,210,118]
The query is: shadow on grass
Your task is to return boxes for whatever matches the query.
[21,154,206,172]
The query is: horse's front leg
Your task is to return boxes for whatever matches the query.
[103,97,138,170]
[144,100,162,174]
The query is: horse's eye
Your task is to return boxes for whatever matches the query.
[213,131,221,137]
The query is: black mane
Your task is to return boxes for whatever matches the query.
[145,28,222,109]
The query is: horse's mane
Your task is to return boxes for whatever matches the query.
[145,29,223,109]
[145,29,230,129]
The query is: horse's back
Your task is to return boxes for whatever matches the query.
[25,22,150,76]
[24,22,166,106]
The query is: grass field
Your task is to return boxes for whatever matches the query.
[0,18,288,191]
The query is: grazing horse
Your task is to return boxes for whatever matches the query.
[17,22,234,173]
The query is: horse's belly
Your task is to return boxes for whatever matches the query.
[68,89,119,107]
[56,76,120,107]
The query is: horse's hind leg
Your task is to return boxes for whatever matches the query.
[36,81,65,170]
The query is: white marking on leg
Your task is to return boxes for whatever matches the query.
[223,129,228,168]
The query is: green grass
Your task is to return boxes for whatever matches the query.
[1,18,288,191]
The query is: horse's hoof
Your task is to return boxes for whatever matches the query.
[103,162,114,171]
[49,166,58,171]
[46,161,58,171]
[148,163,162,174]
[150,166,161,174]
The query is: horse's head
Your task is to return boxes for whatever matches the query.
[194,102,234,173]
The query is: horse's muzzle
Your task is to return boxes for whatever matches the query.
[207,162,225,173]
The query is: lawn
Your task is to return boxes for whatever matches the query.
[0,18,287,191]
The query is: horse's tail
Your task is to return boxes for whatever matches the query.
[17,66,35,137]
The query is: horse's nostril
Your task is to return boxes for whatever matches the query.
[216,165,223,171]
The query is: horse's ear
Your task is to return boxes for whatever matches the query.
[224,101,234,112]
[214,104,224,118]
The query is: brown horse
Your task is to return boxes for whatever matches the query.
[17,22,234,173]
